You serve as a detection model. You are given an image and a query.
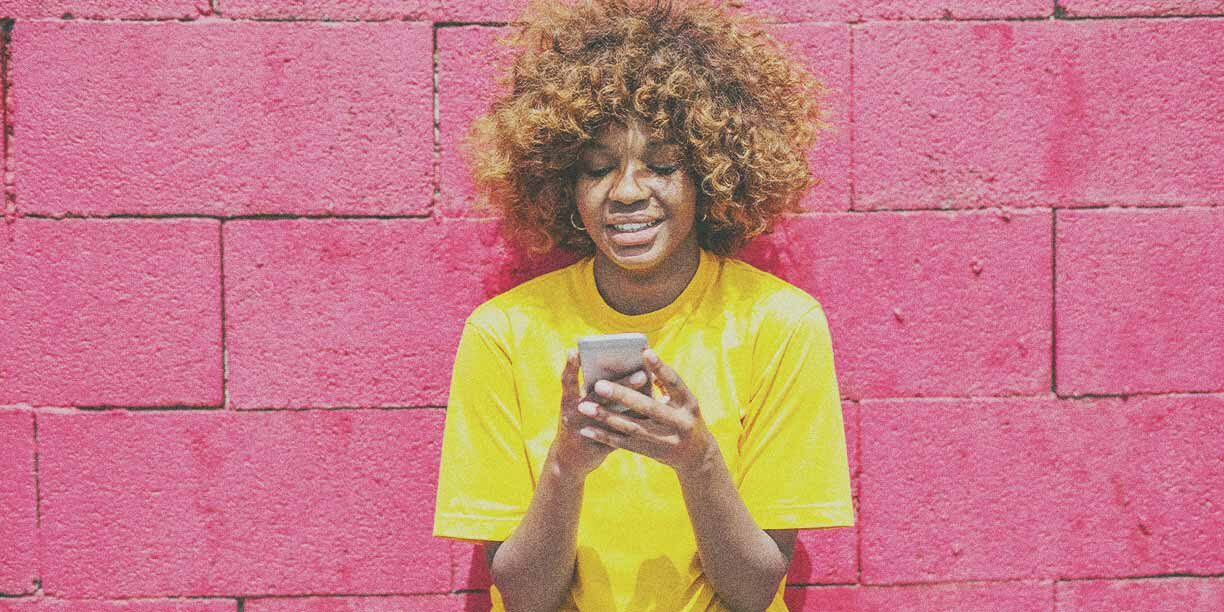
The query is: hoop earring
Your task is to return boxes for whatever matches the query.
[569,211,587,231]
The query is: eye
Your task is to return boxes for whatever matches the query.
[585,166,614,178]
[649,165,678,176]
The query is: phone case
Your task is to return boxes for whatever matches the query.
[578,333,649,413]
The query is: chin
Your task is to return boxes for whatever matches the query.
[599,235,674,273]
[595,220,697,275]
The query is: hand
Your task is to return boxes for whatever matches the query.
[575,349,716,476]
[548,349,633,481]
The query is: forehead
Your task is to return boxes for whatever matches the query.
[580,137,680,156]
[583,121,682,154]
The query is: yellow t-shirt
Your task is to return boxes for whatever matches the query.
[433,248,854,611]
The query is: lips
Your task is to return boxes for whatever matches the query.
[606,217,665,247]
[609,219,662,232]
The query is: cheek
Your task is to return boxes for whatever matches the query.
[573,180,600,211]
[664,180,698,225]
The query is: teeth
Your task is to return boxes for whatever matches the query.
[611,220,660,232]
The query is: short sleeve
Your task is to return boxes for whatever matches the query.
[432,317,535,542]
[736,305,855,530]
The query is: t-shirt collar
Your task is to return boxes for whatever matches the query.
[571,248,717,333]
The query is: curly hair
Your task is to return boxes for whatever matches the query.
[464,0,833,256]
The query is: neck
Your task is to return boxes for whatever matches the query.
[593,239,702,316]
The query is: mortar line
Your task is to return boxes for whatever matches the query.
[847,23,856,212]
[8,405,450,413]
[32,411,43,591]
[18,212,435,220]
[431,23,441,218]
[434,27,451,588]
[2,18,15,222]
[854,399,863,585]
[1050,210,1058,394]
[220,221,229,410]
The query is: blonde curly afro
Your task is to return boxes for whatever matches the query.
[464,0,833,256]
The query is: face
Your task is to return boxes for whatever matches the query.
[573,119,699,274]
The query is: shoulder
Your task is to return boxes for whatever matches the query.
[719,256,825,327]
[464,259,584,340]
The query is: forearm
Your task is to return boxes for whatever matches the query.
[677,442,787,612]
[489,448,585,612]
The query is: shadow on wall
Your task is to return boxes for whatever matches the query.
[480,218,581,300]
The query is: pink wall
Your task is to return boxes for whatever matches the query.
[2,1,1222,610]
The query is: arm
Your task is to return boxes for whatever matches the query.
[485,447,586,612]
[487,350,619,612]
[578,352,797,611]
[676,439,794,611]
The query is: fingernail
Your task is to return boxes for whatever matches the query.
[643,349,658,363]
[594,380,611,395]
[629,371,647,385]
[580,427,596,438]
[578,402,597,416]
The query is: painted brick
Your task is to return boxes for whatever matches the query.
[855,20,1224,210]
[0,219,221,408]
[768,25,852,213]
[437,24,851,216]
[859,396,1224,584]
[0,1,206,18]
[0,411,36,595]
[451,539,491,591]
[739,209,1051,399]
[14,21,432,217]
[745,0,1050,21]
[1056,577,1224,612]
[788,401,859,584]
[38,409,448,598]
[1061,1,1224,17]
[436,26,518,218]
[217,0,527,21]
[224,218,575,409]
[246,594,490,612]
[1056,208,1224,395]
[785,582,1053,611]
[0,600,235,611]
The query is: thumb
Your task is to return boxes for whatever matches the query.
[561,349,580,405]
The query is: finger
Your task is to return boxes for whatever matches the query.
[578,424,630,450]
[561,349,580,404]
[565,401,605,431]
[591,370,650,406]
[578,401,679,445]
[642,349,696,410]
[592,379,686,430]
[609,370,649,390]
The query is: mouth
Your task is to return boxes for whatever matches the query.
[605,217,665,247]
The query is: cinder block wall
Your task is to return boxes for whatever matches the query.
[2,1,1222,610]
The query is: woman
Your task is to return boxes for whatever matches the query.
[432,1,854,610]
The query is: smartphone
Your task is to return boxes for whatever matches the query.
[578,333,650,414]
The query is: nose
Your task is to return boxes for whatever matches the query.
[608,164,650,205]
